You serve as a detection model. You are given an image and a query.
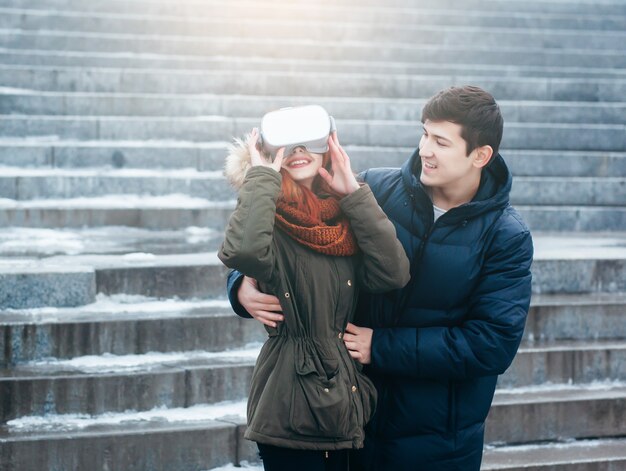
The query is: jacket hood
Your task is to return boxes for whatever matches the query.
[401,147,512,222]
[224,133,271,190]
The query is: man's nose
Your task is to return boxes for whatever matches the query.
[419,139,433,156]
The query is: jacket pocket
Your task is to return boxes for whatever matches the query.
[290,356,351,438]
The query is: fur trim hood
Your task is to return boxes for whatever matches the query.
[224,133,272,190]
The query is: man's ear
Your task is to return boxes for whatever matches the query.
[472,145,494,169]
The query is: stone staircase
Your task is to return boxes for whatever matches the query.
[0,0,625,469]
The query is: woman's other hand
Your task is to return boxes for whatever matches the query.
[248,128,284,172]
[318,131,360,196]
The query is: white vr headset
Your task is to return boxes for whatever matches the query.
[259,105,337,158]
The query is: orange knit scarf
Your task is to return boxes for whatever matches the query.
[275,198,359,256]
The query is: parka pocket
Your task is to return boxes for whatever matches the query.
[290,356,351,438]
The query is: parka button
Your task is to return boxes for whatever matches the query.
[347,280,352,286]
[324,388,330,393]
[338,332,343,339]
[351,385,357,392]
[284,292,290,298]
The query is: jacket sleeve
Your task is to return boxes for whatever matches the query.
[370,228,533,380]
[218,166,282,284]
[340,184,410,293]
[226,269,253,319]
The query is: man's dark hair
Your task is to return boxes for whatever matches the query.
[421,86,504,156]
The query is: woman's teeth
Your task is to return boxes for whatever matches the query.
[424,162,437,169]
[289,160,309,167]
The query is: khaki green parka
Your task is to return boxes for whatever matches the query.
[218,165,410,450]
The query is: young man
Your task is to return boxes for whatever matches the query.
[227,86,533,470]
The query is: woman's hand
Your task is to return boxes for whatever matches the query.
[248,128,284,172]
[318,131,360,196]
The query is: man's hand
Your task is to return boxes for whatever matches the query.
[238,276,284,328]
[344,322,373,365]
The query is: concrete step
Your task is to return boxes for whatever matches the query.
[482,438,626,471]
[1,140,625,178]
[1,115,625,152]
[525,292,626,342]
[41,236,626,296]
[0,196,235,230]
[0,170,622,206]
[3,30,626,68]
[511,177,626,206]
[0,296,265,365]
[90,252,227,299]
[0,138,228,170]
[3,48,626,79]
[3,11,626,50]
[1,0,625,27]
[499,340,626,388]
[4,91,626,125]
[2,252,229,302]
[2,291,624,365]
[485,384,626,444]
[0,403,254,471]
[297,0,626,15]
[0,198,624,231]
[0,168,234,201]
[532,235,626,292]
[517,206,626,232]
[0,226,223,257]
[2,385,625,470]
[3,66,625,102]
[0,351,257,421]
[0,261,95,309]
[0,235,622,307]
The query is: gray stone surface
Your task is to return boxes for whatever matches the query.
[3,14,626,50]
[0,173,623,205]
[4,49,626,78]
[525,293,626,342]
[499,340,626,388]
[95,262,229,299]
[517,207,626,232]
[0,359,254,421]
[4,66,626,99]
[5,92,626,124]
[482,438,626,471]
[486,387,626,444]
[0,307,265,365]
[0,173,235,200]
[1,0,626,26]
[1,143,625,179]
[1,115,625,152]
[0,419,243,471]
[0,205,235,229]
[0,265,95,309]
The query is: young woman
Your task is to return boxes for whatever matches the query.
[218,125,409,471]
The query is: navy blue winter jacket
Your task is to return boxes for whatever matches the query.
[227,149,533,470]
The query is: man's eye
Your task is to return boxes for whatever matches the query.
[437,141,448,147]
